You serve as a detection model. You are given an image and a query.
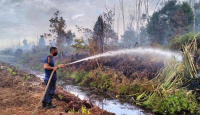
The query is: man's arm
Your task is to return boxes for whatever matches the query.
[43,56,58,71]
[44,63,57,71]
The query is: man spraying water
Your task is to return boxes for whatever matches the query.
[42,47,65,109]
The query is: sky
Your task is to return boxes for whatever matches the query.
[0,0,188,49]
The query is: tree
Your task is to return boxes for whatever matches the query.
[65,30,74,46]
[37,35,45,48]
[120,29,137,48]
[140,26,148,45]
[194,3,200,32]
[103,9,118,45]
[44,10,72,59]
[2,48,13,55]
[71,38,89,53]
[22,39,30,50]
[75,9,118,54]
[14,48,23,57]
[147,1,194,45]
[91,16,104,54]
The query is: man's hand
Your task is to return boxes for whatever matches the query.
[53,67,58,71]
[57,64,65,68]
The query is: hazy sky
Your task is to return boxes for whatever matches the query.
[0,0,186,49]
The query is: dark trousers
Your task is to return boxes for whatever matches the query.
[42,79,56,104]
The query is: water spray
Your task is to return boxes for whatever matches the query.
[65,47,182,66]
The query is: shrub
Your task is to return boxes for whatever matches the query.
[7,67,13,73]
[169,33,200,50]
[64,71,73,78]
[144,90,200,115]
[70,71,89,84]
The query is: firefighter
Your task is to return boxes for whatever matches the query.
[42,47,65,109]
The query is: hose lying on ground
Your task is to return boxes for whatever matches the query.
[31,70,55,115]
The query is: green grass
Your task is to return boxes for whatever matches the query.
[58,94,63,100]
[12,72,17,75]
[22,75,33,81]
[7,67,13,73]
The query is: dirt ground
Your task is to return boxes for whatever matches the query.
[0,66,115,115]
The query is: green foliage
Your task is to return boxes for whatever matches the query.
[30,84,34,88]
[101,74,107,81]
[98,75,112,90]
[58,94,63,100]
[68,107,75,113]
[92,15,104,54]
[20,57,27,64]
[70,71,89,84]
[118,86,129,95]
[118,85,141,95]
[169,32,200,50]
[134,37,200,114]
[81,106,86,115]
[70,72,81,84]
[64,71,73,78]
[71,39,89,53]
[7,67,13,73]
[147,1,193,45]
[46,10,72,51]
[143,90,200,115]
[87,110,91,115]
[90,81,98,87]
[12,72,17,75]
[22,76,33,81]
[181,2,194,25]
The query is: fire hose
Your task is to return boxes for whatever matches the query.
[31,70,55,115]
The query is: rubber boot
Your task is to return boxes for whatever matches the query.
[42,102,47,109]
[45,101,56,109]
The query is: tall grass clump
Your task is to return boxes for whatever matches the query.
[134,33,200,114]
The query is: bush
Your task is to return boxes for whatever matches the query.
[143,90,200,115]
[70,71,89,84]
[169,33,200,50]
[7,67,13,73]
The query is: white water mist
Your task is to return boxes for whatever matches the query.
[68,47,182,65]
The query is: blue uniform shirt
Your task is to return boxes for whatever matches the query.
[44,55,57,81]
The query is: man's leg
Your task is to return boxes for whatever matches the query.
[45,80,56,109]
[42,80,51,108]
[49,80,56,101]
